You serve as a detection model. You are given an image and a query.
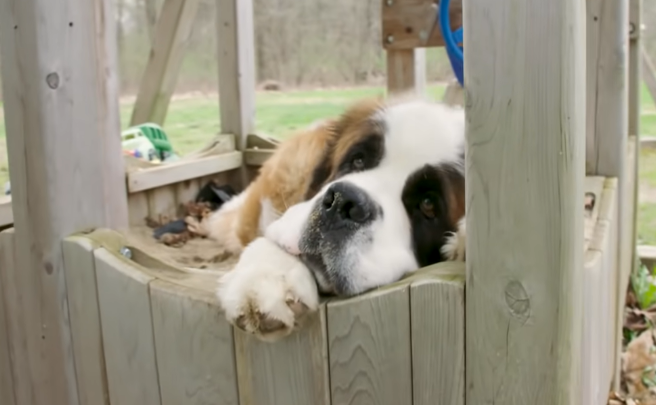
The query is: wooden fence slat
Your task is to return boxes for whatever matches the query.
[328,285,412,405]
[234,304,330,405]
[95,248,162,405]
[0,231,16,405]
[62,237,109,405]
[150,280,239,405]
[410,276,465,405]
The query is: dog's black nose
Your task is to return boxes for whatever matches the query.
[321,182,374,224]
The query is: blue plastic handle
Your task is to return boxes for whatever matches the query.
[438,0,464,85]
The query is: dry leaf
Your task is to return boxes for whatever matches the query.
[623,329,656,399]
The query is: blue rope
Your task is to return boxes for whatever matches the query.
[438,0,464,86]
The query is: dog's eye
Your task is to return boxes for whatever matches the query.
[420,198,436,219]
[352,155,365,171]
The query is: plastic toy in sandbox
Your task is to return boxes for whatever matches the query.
[121,123,178,163]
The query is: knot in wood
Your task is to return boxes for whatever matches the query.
[46,73,59,89]
[44,262,54,275]
[504,280,529,321]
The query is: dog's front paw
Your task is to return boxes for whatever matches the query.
[216,237,319,342]
[442,217,466,262]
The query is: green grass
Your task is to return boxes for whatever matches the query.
[0,82,656,245]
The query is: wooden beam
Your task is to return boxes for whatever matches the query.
[642,47,656,107]
[386,49,426,96]
[381,0,462,50]
[216,0,256,152]
[464,0,585,404]
[586,0,629,175]
[0,0,129,404]
[130,0,200,126]
[127,151,243,193]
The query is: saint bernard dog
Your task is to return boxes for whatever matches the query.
[209,95,467,341]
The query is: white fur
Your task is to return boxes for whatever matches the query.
[217,237,319,340]
[217,98,467,341]
[270,99,465,292]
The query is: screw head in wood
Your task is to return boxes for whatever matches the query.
[386,0,393,5]
[119,246,132,259]
[386,35,394,44]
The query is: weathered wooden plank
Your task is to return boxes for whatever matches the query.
[0,0,129,402]
[615,137,637,389]
[586,0,628,176]
[234,304,330,405]
[628,0,642,138]
[583,178,617,404]
[216,0,256,151]
[150,280,239,405]
[129,192,151,226]
[381,0,462,50]
[174,179,201,208]
[95,248,161,405]
[328,286,412,405]
[147,186,178,222]
[410,275,464,405]
[386,49,426,96]
[0,197,13,227]
[128,152,243,193]
[464,0,585,404]
[62,237,109,405]
[0,231,16,405]
[130,0,201,126]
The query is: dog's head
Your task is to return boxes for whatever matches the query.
[266,97,466,296]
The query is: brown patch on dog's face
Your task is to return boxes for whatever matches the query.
[304,98,386,199]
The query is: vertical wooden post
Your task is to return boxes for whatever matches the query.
[0,0,129,404]
[464,0,585,404]
[628,0,642,139]
[130,0,201,127]
[386,49,426,96]
[586,0,628,176]
[216,0,256,152]
[616,0,643,391]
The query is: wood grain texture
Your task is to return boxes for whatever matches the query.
[582,178,617,405]
[0,0,128,402]
[128,152,243,193]
[95,248,161,405]
[0,231,16,405]
[628,0,642,139]
[381,0,462,50]
[130,0,200,126]
[410,276,464,405]
[0,197,13,228]
[328,286,412,405]
[586,0,628,176]
[386,49,426,96]
[234,304,330,405]
[615,137,637,390]
[150,280,239,405]
[147,186,178,222]
[129,192,151,226]
[464,0,585,403]
[62,237,109,405]
[216,0,256,151]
